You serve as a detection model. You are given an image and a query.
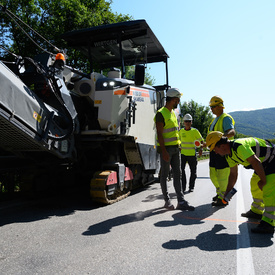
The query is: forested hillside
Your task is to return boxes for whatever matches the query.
[229,107,275,139]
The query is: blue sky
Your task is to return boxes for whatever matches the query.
[111,0,275,113]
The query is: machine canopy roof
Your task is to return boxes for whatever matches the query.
[62,20,169,69]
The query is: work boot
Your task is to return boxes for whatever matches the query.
[212,198,227,207]
[251,220,274,234]
[212,194,219,201]
[164,200,174,210]
[176,200,195,211]
[241,210,262,220]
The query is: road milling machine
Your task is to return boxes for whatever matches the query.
[0,18,170,204]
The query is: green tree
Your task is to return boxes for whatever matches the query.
[235,132,249,138]
[180,99,212,138]
[125,66,155,86]
[0,0,131,71]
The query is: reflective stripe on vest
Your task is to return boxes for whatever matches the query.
[180,128,203,156]
[156,107,180,146]
[252,197,265,211]
[263,211,275,220]
[265,206,275,211]
[164,137,178,143]
[254,198,264,203]
[163,127,178,133]
[253,138,274,163]
[252,202,265,211]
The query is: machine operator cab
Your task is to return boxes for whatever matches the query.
[62,20,169,141]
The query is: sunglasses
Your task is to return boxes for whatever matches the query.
[184,120,191,123]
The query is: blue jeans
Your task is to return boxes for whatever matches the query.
[160,146,184,203]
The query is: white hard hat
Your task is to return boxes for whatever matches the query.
[183,113,192,121]
[166,88,182,98]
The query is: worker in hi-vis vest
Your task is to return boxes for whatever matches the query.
[206,96,235,206]
[206,131,275,234]
[179,113,203,192]
[154,88,194,211]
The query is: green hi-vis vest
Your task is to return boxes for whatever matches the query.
[208,113,235,140]
[179,128,203,156]
[155,107,180,146]
[226,137,275,169]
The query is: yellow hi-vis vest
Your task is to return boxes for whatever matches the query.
[208,113,235,140]
[179,128,203,156]
[155,107,180,146]
[226,137,275,169]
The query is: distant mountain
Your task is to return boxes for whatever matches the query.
[229,107,275,140]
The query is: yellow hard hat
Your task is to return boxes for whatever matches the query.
[206,131,223,151]
[209,96,224,107]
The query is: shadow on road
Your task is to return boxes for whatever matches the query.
[0,193,100,227]
[154,203,222,227]
[152,203,273,250]
[162,223,273,250]
[82,203,222,236]
[0,183,163,227]
[82,207,167,236]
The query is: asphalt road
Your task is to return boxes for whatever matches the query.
[0,160,274,275]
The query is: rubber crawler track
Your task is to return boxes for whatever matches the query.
[90,170,131,204]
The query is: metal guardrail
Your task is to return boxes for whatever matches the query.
[196,151,210,157]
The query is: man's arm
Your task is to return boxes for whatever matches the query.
[156,121,169,162]
[224,128,235,139]
[223,116,235,138]
[197,130,203,156]
[247,154,266,190]
[224,165,238,197]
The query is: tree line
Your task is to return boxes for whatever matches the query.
[0,0,131,72]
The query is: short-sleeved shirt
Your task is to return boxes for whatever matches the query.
[155,111,165,125]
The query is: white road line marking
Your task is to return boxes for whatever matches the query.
[236,167,255,275]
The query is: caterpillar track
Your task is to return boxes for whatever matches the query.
[90,170,132,204]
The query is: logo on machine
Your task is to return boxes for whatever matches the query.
[132,90,144,102]
[93,39,117,47]
[114,87,149,102]
[33,111,42,123]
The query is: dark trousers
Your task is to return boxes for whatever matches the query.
[160,146,184,203]
[181,154,197,191]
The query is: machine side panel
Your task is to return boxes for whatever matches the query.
[137,143,159,171]
[127,87,156,146]
[0,62,49,135]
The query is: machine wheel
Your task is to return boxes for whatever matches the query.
[90,170,131,204]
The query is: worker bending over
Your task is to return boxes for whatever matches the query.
[206,131,275,234]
